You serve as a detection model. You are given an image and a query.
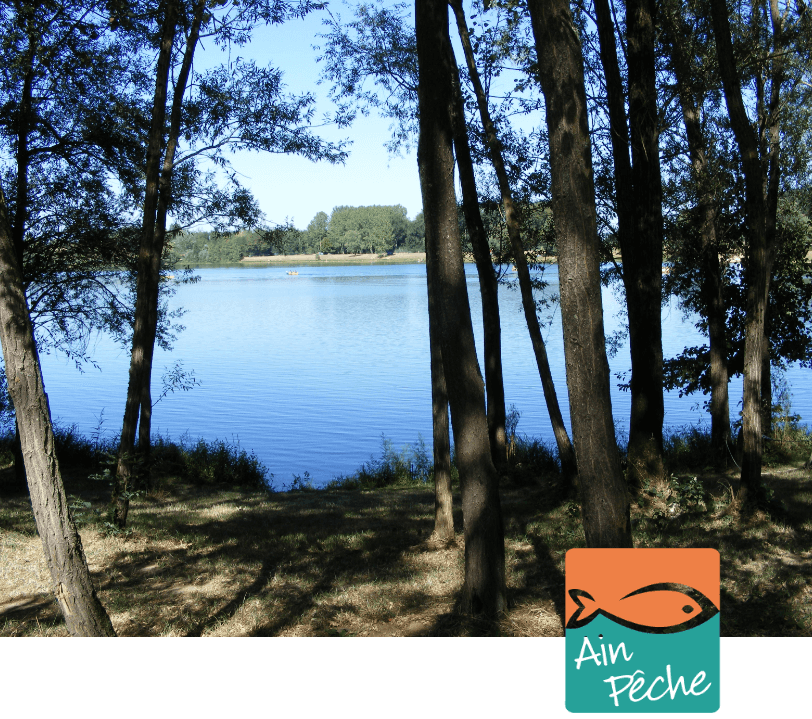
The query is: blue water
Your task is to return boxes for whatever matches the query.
[37,264,810,487]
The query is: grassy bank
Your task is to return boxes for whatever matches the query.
[1,427,811,637]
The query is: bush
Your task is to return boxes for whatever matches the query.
[764,376,812,465]
[663,425,717,471]
[327,434,432,490]
[157,436,270,489]
[511,436,560,476]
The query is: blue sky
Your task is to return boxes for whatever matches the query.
[197,6,425,230]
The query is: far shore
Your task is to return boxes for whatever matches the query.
[240,252,427,265]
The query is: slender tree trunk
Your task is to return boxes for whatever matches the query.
[710,0,771,503]
[9,20,36,489]
[661,6,731,464]
[138,0,206,456]
[426,192,455,544]
[0,189,116,636]
[760,0,786,443]
[416,0,506,617]
[593,0,665,484]
[528,0,633,548]
[113,0,178,527]
[450,0,578,489]
[447,46,507,468]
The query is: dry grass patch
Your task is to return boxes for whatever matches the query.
[1,465,811,637]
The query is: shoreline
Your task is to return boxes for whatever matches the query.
[239,252,426,266]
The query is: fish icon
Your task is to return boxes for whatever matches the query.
[566,582,719,634]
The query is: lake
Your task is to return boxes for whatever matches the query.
[38,263,810,487]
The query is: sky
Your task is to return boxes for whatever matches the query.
[196,6,425,230]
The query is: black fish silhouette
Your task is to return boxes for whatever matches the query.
[566,582,719,634]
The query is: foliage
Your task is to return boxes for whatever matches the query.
[153,361,201,408]
[152,435,270,490]
[305,211,331,252]
[327,204,410,254]
[763,374,812,465]
[662,424,721,472]
[0,0,147,363]
[168,206,425,262]
[326,434,432,490]
[664,195,812,399]
[316,1,419,154]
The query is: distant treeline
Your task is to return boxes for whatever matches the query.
[168,205,427,263]
[168,201,559,265]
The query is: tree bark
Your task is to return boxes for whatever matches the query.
[760,0,786,442]
[9,16,36,488]
[593,0,665,484]
[661,6,731,464]
[447,45,508,468]
[416,0,506,617]
[114,0,179,527]
[709,0,771,503]
[450,0,579,489]
[527,0,633,547]
[0,188,116,636]
[426,188,455,545]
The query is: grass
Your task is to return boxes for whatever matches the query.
[0,425,810,637]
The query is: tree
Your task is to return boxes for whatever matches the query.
[450,0,578,487]
[708,0,785,502]
[404,211,425,251]
[318,3,511,466]
[591,0,666,483]
[306,210,330,251]
[660,0,732,465]
[0,0,146,487]
[447,44,508,466]
[113,0,347,527]
[416,0,506,616]
[0,182,116,636]
[527,0,632,547]
[425,213,454,544]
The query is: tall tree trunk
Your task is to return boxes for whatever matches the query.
[0,188,116,636]
[9,17,36,488]
[528,0,633,547]
[450,0,579,489]
[710,0,771,503]
[138,0,206,455]
[416,0,506,617]
[625,0,665,482]
[113,0,178,527]
[593,0,665,484]
[661,5,731,464]
[760,0,786,443]
[426,191,455,545]
[447,45,508,468]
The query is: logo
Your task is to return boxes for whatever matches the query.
[565,548,720,713]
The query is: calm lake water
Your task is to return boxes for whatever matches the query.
[38,264,810,487]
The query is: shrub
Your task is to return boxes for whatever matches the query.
[764,376,812,465]
[511,436,560,476]
[663,425,717,471]
[327,434,433,490]
[165,436,270,489]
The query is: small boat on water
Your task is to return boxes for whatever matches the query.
[287,270,299,275]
